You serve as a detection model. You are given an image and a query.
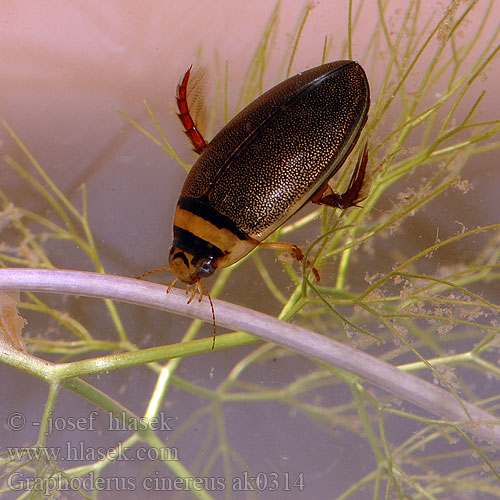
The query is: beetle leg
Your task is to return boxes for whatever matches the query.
[186,284,198,304]
[176,66,208,154]
[258,242,321,282]
[195,282,204,302]
[312,142,368,209]
[167,278,177,293]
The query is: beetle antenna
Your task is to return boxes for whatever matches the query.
[136,267,171,280]
[137,269,177,293]
[197,281,217,350]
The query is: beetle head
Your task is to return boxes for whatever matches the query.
[169,246,217,285]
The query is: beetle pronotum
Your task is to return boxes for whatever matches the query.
[141,60,370,348]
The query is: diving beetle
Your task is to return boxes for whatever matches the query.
[169,60,370,289]
[142,60,370,347]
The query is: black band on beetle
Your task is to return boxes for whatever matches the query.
[173,226,225,261]
[178,196,249,241]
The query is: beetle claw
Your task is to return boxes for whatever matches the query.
[315,142,368,210]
